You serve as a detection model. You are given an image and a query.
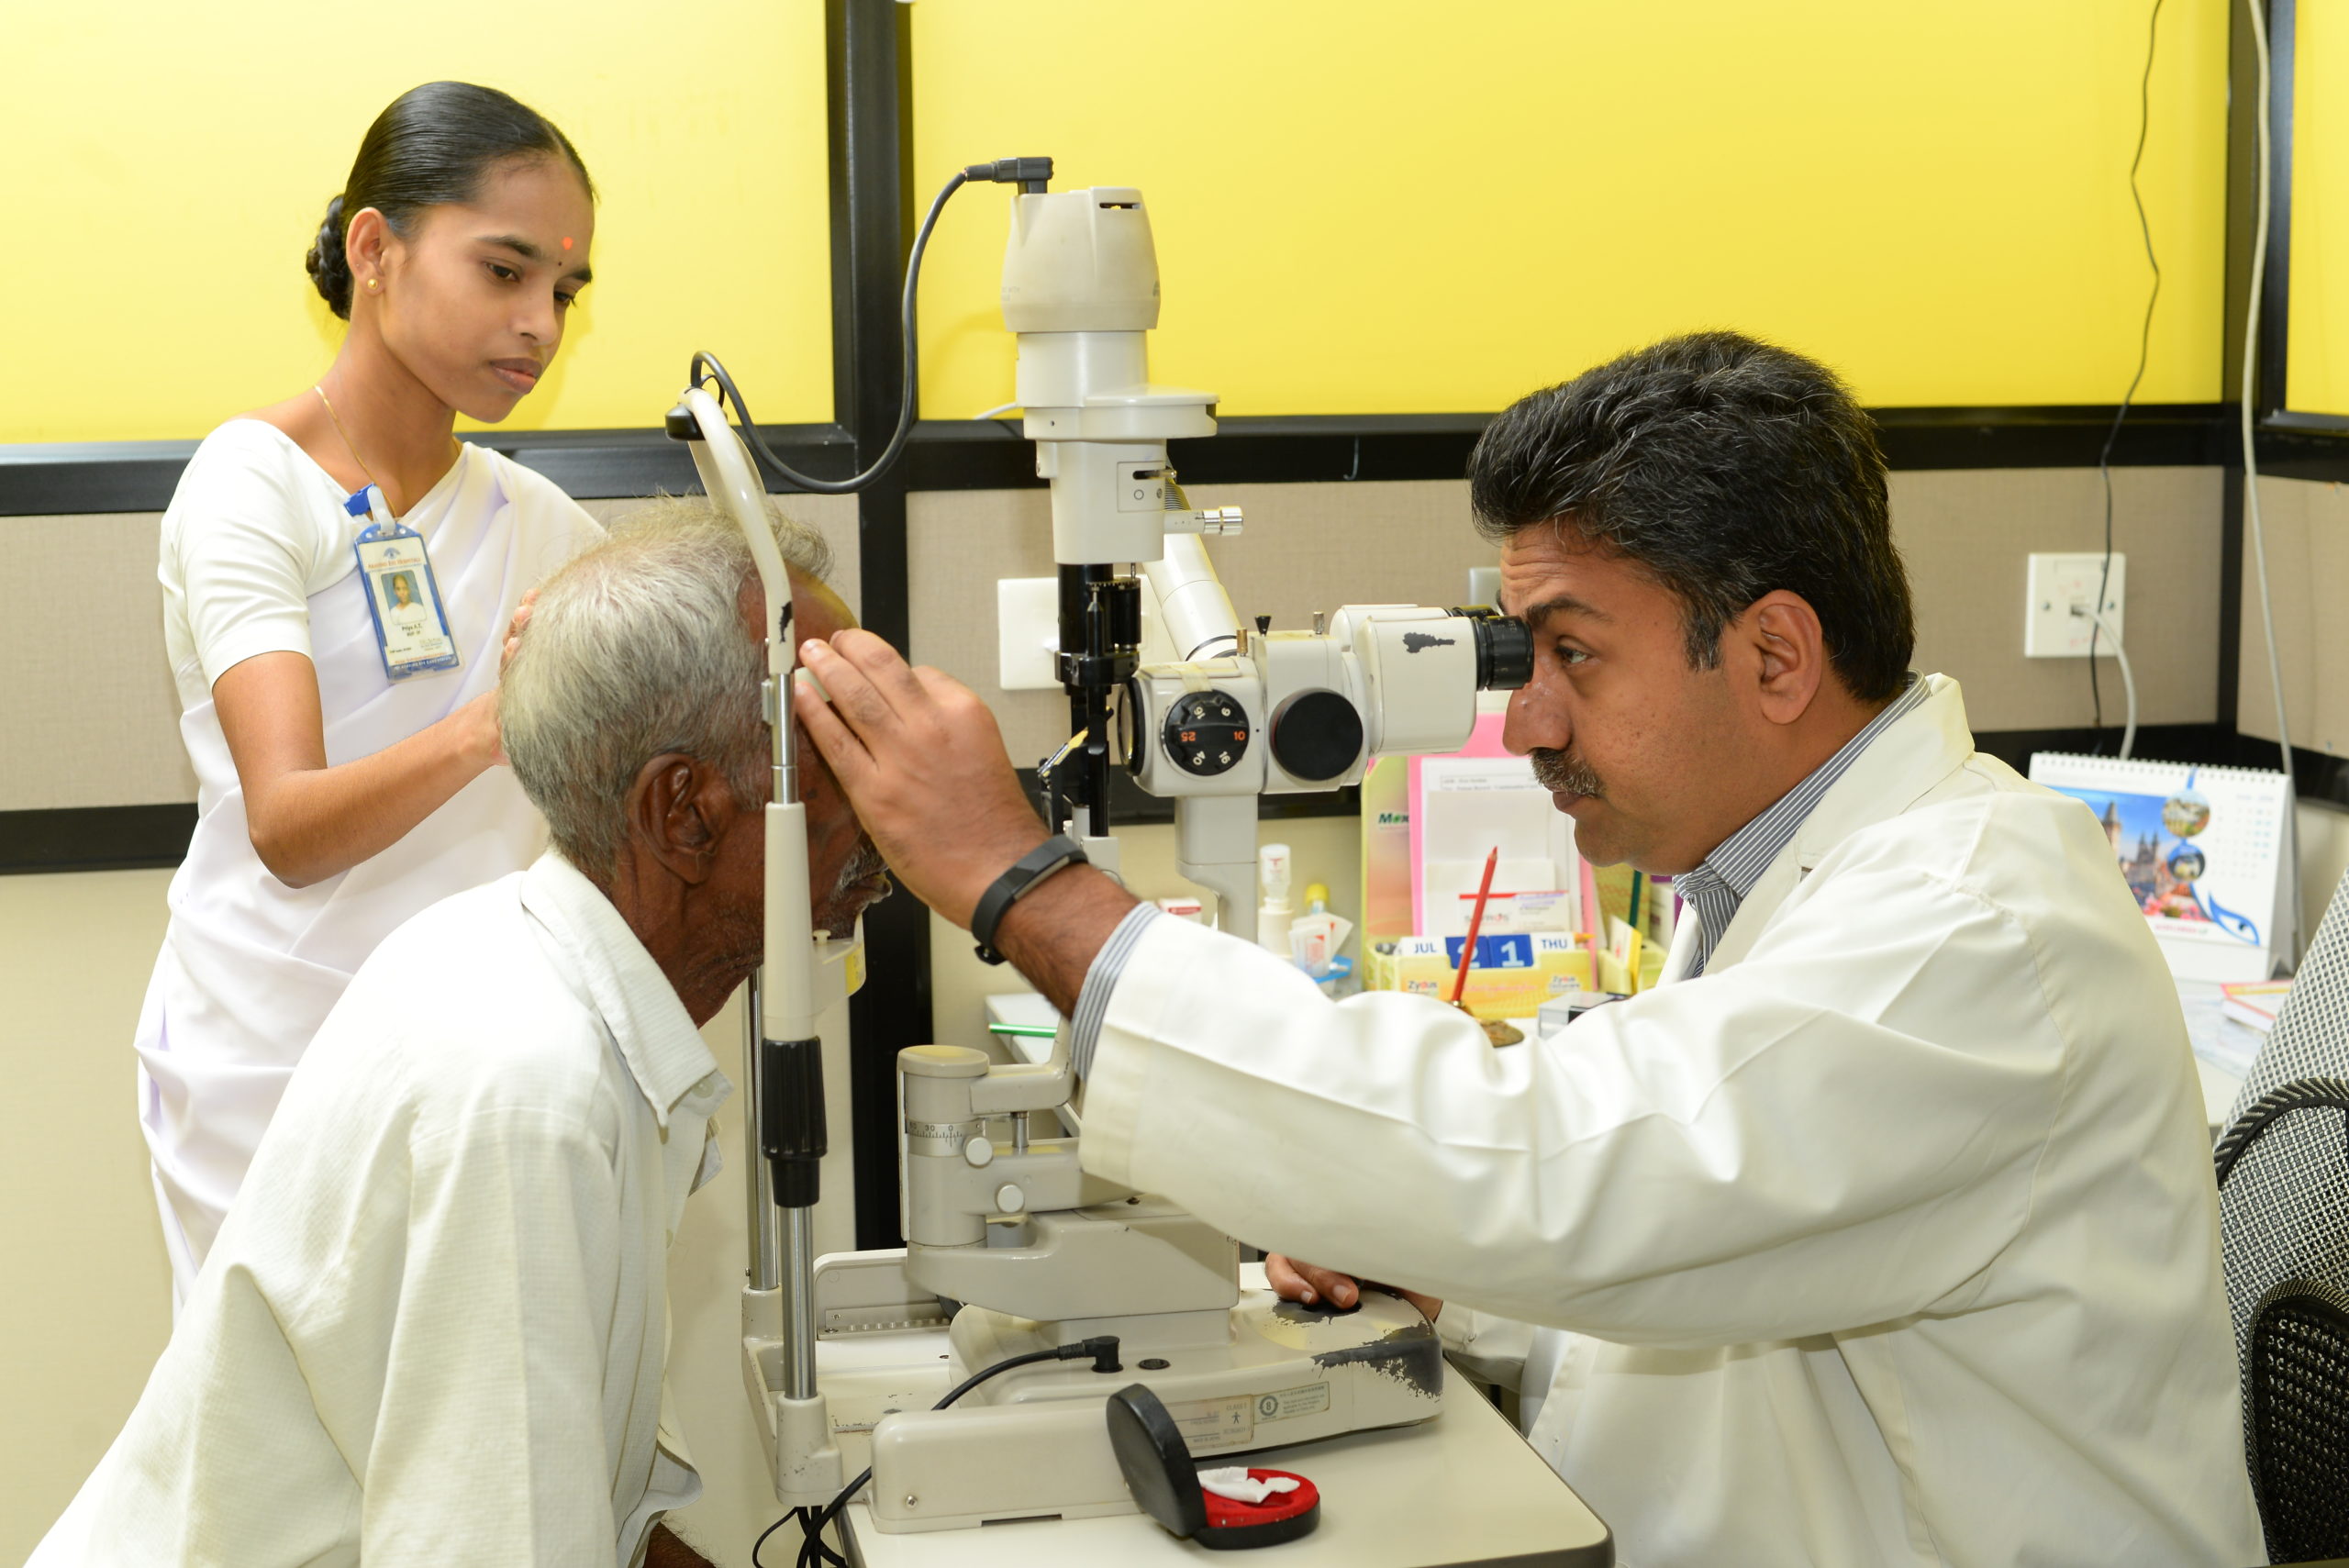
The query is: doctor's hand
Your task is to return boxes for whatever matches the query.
[1266,1254,1442,1323]
[794,629,1050,928]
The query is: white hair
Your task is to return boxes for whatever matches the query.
[501,496,834,879]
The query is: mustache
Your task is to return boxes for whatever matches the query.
[830,839,891,898]
[1529,747,1605,800]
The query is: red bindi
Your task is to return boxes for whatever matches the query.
[561,236,574,251]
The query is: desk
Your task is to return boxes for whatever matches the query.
[2177,979,2264,1134]
[840,1358,1609,1567]
[823,1266,1611,1567]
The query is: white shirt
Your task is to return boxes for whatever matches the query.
[1076,674,2264,1567]
[37,851,729,1568]
[139,419,601,1300]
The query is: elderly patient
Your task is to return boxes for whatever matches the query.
[30,501,888,1568]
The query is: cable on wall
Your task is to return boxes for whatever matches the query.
[2242,0,2304,967]
[2091,0,2165,748]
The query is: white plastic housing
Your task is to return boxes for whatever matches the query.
[1000,188,1219,567]
[1002,186,1159,333]
[1142,533,1241,661]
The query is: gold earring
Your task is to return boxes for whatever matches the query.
[366,278,381,293]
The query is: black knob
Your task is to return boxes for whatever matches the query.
[1163,691,1250,777]
[1269,689,1365,783]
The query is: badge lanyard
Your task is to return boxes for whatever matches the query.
[350,484,462,682]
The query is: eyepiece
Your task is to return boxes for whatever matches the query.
[1453,606,1533,691]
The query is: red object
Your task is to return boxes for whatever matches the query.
[1201,1470,1320,1530]
[1449,846,1501,1005]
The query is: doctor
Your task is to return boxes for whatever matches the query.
[139,82,604,1301]
[796,332,2264,1566]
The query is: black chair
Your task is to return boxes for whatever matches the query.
[2217,1066,2349,1562]
[2214,871,2349,1563]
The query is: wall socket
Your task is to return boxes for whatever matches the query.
[2023,552,2126,658]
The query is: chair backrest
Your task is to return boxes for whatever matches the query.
[2229,867,2349,1124]
[2240,1270,2349,1566]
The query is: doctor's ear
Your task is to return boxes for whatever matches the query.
[625,753,740,884]
[1740,591,1827,725]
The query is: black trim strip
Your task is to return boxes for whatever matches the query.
[0,406,2270,517]
[0,425,854,517]
[830,0,925,1251]
[0,804,195,874]
[22,724,2344,878]
[2261,0,2295,421]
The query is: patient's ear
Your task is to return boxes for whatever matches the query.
[624,753,742,884]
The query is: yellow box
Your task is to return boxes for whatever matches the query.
[1368,933,1595,1021]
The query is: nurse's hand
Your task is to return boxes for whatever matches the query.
[1266,1253,1442,1323]
[501,589,537,673]
[793,629,1050,928]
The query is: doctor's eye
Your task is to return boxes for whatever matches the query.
[1553,644,1592,667]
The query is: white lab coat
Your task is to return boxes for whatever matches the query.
[1078,674,2264,1568]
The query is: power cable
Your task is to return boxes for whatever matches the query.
[2092,0,2166,746]
[2239,0,2304,966]
[689,158,1053,496]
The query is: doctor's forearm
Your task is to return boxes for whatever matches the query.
[991,867,1137,1016]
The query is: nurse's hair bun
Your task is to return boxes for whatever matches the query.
[306,195,354,318]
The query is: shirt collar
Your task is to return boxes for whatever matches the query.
[1684,673,1932,906]
[518,850,729,1128]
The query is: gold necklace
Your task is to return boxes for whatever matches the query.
[313,383,385,501]
[311,385,462,516]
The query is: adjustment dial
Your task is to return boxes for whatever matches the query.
[1163,692,1251,776]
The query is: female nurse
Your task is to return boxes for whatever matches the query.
[138,81,606,1303]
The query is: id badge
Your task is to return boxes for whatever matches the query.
[349,485,462,682]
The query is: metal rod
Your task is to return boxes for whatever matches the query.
[782,1203,819,1399]
[743,970,781,1293]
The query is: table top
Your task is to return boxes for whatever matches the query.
[839,1351,1610,1567]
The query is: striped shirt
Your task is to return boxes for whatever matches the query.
[1672,674,1927,978]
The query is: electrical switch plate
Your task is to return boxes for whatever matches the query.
[2023,553,2126,658]
[1467,565,1501,608]
[998,577,1062,690]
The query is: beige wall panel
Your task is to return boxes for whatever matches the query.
[0,513,193,811]
[2236,475,2349,758]
[1893,466,2221,732]
[0,868,175,1562]
[909,469,2223,769]
[2,493,857,818]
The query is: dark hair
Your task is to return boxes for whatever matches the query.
[305,82,595,319]
[1467,330,1913,705]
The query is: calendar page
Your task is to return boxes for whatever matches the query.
[2029,753,2292,984]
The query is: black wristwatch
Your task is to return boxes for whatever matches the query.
[971,835,1090,965]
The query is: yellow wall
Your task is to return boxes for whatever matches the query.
[909,0,2228,417]
[2,1,833,444]
[2288,0,2349,414]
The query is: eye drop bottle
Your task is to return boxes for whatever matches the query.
[1257,843,1294,955]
